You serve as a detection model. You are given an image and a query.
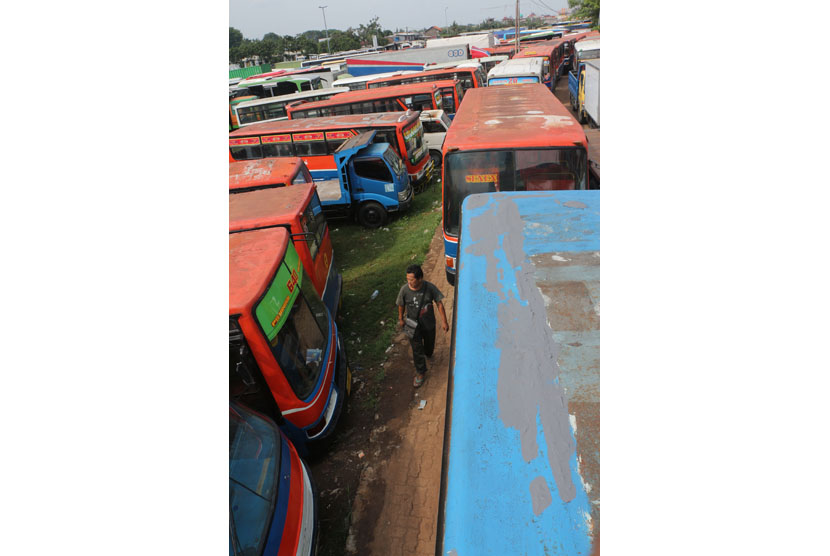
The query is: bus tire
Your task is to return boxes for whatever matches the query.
[357,201,387,228]
[446,270,455,286]
[429,150,443,168]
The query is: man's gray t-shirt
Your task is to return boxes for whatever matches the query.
[396,281,444,329]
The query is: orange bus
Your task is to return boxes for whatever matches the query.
[440,84,588,284]
[229,111,433,189]
[286,80,464,120]
[228,157,313,193]
[229,180,341,319]
[514,38,567,89]
[366,65,485,95]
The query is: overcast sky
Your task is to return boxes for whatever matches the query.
[229,0,570,40]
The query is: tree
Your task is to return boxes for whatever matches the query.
[567,0,599,28]
[230,27,243,49]
[263,32,280,42]
[329,30,360,52]
[356,16,383,45]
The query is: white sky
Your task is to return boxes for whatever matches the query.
[229,0,571,40]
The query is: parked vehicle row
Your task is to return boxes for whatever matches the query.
[229,30,600,554]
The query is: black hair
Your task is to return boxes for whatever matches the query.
[406,264,423,279]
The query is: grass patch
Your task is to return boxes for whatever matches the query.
[331,179,442,373]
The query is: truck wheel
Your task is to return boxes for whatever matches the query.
[430,150,443,168]
[357,201,387,228]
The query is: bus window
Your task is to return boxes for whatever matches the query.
[444,150,513,234]
[300,81,312,91]
[410,93,433,111]
[262,141,294,158]
[301,196,325,260]
[231,145,263,160]
[333,104,351,115]
[515,149,586,191]
[440,88,455,113]
[263,103,287,120]
[353,158,393,182]
[293,138,327,156]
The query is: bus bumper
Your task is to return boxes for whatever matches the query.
[412,158,435,191]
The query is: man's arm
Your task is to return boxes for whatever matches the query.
[435,301,449,332]
[398,304,405,328]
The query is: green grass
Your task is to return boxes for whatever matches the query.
[330,180,442,375]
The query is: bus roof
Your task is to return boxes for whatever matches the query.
[229,183,315,232]
[229,110,419,136]
[289,80,458,112]
[441,190,599,554]
[443,84,585,151]
[229,227,290,314]
[229,158,306,190]
[574,38,600,52]
[514,37,567,58]
[423,60,483,71]
[233,87,349,110]
[487,57,545,79]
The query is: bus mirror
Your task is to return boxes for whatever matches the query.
[573,141,583,146]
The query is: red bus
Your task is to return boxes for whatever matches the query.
[229,157,313,192]
[366,65,485,95]
[514,38,567,89]
[229,178,342,319]
[229,111,433,189]
[440,84,588,284]
[229,227,350,451]
[286,80,464,120]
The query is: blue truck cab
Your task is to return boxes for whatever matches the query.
[314,131,413,228]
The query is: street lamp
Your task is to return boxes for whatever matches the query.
[319,5,330,55]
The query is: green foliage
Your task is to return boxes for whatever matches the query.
[568,0,600,27]
[229,27,243,49]
[331,180,443,373]
[329,30,361,52]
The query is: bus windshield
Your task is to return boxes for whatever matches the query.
[443,148,587,234]
[254,248,330,399]
[229,403,281,556]
[402,120,426,164]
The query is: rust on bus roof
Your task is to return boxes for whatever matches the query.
[229,111,418,136]
[229,183,315,232]
[443,84,586,151]
[229,227,289,314]
[286,79,459,113]
[229,158,305,190]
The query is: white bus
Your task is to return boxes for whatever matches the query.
[487,57,547,86]
[233,88,349,127]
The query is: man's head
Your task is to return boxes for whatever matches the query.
[406,264,424,289]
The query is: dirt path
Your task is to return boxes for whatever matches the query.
[345,224,454,555]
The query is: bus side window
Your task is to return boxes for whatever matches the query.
[262,142,294,157]
[230,145,263,161]
[294,139,326,156]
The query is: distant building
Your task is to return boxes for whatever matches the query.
[423,26,442,39]
[388,31,423,45]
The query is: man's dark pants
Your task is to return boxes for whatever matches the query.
[409,325,436,375]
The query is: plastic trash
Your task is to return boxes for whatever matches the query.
[370,290,379,300]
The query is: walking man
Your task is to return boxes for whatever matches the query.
[396,264,449,388]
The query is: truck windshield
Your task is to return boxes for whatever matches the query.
[229,403,281,556]
[443,148,587,235]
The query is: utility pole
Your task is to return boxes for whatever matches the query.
[515,0,520,51]
[319,5,330,55]
[445,7,448,29]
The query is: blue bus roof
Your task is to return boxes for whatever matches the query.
[440,190,599,555]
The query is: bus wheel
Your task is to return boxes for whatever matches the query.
[429,150,443,168]
[357,201,387,228]
[446,270,455,286]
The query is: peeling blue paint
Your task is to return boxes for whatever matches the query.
[439,191,599,555]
